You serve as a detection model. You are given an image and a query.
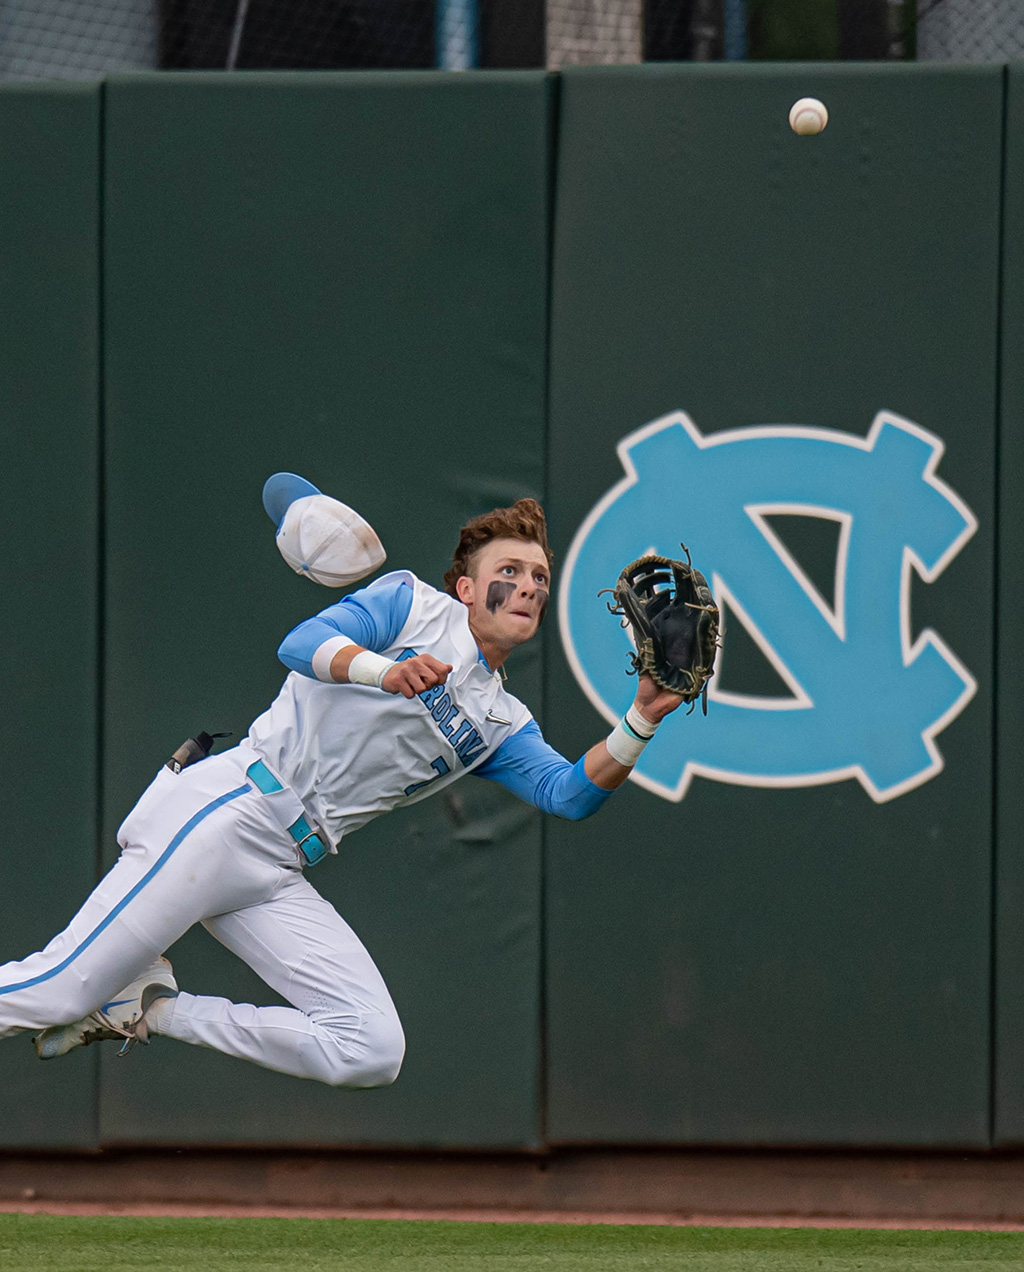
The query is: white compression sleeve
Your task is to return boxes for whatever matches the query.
[312,636,356,683]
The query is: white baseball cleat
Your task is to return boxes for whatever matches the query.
[33,957,178,1060]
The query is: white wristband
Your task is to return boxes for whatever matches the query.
[605,705,659,767]
[347,649,396,689]
[625,703,658,739]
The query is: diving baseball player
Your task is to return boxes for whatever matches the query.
[0,486,685,1086]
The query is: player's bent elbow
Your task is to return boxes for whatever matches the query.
[571,802,605,821]
[276,635,307,675]
[549,798,607,822]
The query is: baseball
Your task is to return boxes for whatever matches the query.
[789,97,828,136]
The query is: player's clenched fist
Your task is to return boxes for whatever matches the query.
[381,654,452,699]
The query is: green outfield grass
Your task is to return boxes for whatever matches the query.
[2,1215,1024,1272]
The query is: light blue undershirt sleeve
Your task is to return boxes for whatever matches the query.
[472,719,612,821]
[277,579,415,679]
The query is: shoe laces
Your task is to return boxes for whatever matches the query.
[79,1016,130,1047]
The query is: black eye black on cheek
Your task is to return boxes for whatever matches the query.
[486,580,517,613]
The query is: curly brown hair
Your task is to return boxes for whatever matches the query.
[443,498,554,597]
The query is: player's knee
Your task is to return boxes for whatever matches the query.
[337,1015,405,1089]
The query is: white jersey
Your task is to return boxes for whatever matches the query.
[244,572,533,850]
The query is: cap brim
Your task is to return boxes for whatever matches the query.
[262,472,323,529]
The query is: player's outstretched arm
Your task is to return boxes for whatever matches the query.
[583,674,685,790]
[473,676,684,818]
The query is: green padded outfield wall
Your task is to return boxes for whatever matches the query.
[547,64,1001,1145]
[0,64,1014,1153]
[0,84,101,1148]
[996,64,1024,1146]
[100,72,552,1147]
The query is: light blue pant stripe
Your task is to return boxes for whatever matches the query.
[0,783,250,996]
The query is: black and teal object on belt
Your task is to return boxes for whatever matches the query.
[246,759,329,866]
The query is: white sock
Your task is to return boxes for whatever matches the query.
[144,994,177,1035]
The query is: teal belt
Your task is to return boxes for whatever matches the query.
[246,759,328,866]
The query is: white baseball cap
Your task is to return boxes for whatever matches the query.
[262,472,386,588]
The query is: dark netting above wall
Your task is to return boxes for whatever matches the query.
[166,0,437,71]
[0,0,445,78]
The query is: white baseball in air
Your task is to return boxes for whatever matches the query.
[789,97,828,136]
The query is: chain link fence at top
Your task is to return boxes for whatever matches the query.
[0,1,1023,81]
[917,0,1024,61]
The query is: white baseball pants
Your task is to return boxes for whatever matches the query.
[0,749,405,1087]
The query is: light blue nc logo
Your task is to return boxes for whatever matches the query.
[558,411,978,803]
